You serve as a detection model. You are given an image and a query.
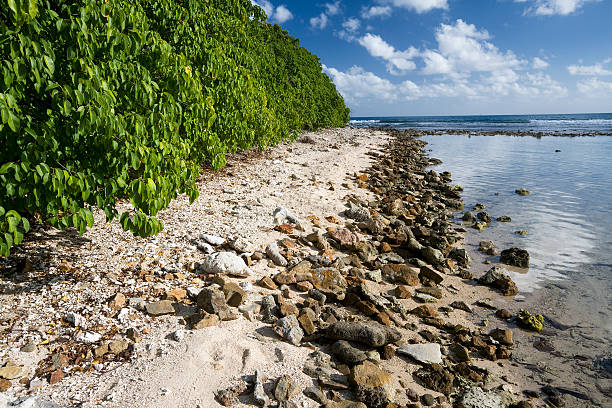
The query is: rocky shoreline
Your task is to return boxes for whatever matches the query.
[372,127,612,138]
[0,127,588,407]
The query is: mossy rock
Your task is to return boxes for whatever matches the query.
[517,309,543,332]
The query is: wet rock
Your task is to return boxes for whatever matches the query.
[478,241,498,256]
[515,188,531,196]
[500,248,530,268]
[419,265,444,285]
[415,364,455,395]
[382,264,420,286]
[450,300,473,313]
[517,309,544,332]
[477,212,492,223]
[397,343,442,364]
[473,222,487,231]
[326,321,401,347]
[462,212,476,223]
[490,328,514,346]
[145,300,175,316]
[274,315,304,345]
[496,216,512,222]
[266,242,288,267]
[332,340,368,365]
[450,248,471,266]
[349,361,393,408]
[202,252,251,277]
[421,246,445,265]
[478,267,519,296]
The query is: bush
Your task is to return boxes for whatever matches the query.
[0,0,349,256]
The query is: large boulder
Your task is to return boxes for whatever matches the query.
[478,267,519,296]
[500,247,529,268]
[381,264,420,286]
[349,361,394,408]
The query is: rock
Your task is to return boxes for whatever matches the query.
[304,386,327,404]
[276,224,294,234]
[500,248,529,268]
[382,264,420,286]
[273,207,300,225]
[222,282,247,307]
[377,252,404,264]
[298,313,316,335]
[258,276,278,290]
[195,240,214,254]
[353,241,378,262]
[332,340,368,365]
[216,382,248,407]
[350,361,393,408]
[421,394,435,406]
[450,301,473,313]
[419,265,444,284]
[496,216,512,222]
[397,343,442,364]
[326,402,367,408]
[496,309,512,319]
[365,269,382,283]
[275,375,300,401]
[0,365,22,380]
[309,268,347,290]
[414,293,438,303]
[189,312,220,329]
[448,344,470,363]
[415,364,455,395]
[108,340,129,354]
[0,378,10,392]
[77,331,102,343]
[165,288,187,302]
[515,188,531,196]
[170,330,186,342]
[197,287,229,315]
[266,242,287,267]
[201,252,251,277]
[108,293,127,311]
[326,321,401,347]
[254,370,270,407]
[394,285,412,299]
[274,315,304,345]
[490,328,514,346]
[411,305,438,318]
[229,238,256,254]
[199,233,226,246]
[462,212,476,222]
[415,287,442,299]
[477,212,492,223]
[459,386,507,408]
[517,309,544,332]
[328,229,361,248]
[421,246,445,265]
[64,312,86,328]
[478,267,519,296]
[473,222,487,231]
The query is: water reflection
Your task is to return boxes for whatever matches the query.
[421,134,612,293]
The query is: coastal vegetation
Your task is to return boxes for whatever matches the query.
[0,0,349,256]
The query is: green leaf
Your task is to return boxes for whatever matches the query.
[13,229,24,245]
[43,55,54,74]
[22,217,30,232]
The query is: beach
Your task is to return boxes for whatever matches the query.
[0,126,605,407]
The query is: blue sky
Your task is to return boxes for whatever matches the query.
[252,0,612,116]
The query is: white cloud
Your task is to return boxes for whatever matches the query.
[576,77,612,95]
[251,1,293,23]
[532,57,550,69]
[310,13,329,29]
[567,59,612,76]
[517,0,601,16]
[342,17,361,32]
[274,6,293,23]
[358,33,418,74]
[424,19,524,76]
[325,1,342,16]
[361,6,392,18]
[387,0,448,13]
[322,65,398,104]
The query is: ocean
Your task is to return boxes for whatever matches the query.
[350,112,612,133]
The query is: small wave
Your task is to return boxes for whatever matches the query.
[530,119,612,125]
[350,119,381,124]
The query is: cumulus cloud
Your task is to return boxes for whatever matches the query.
[576,77,612,95]
[358,33,418,74]
[567,58,612,76]
[516,0,601,16]
[251,1,293,23]
[386,0,448,13]
[310,13,329,29]
[311,1,342,29]
[338,17,361,41]
[532,57,550,69]
[361,6,392,18]
[322,65,398,104]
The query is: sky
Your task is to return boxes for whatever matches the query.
[251,0,612,116]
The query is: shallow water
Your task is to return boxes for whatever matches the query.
[422,134,612,294]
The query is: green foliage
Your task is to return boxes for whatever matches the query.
[0,0,349,256]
